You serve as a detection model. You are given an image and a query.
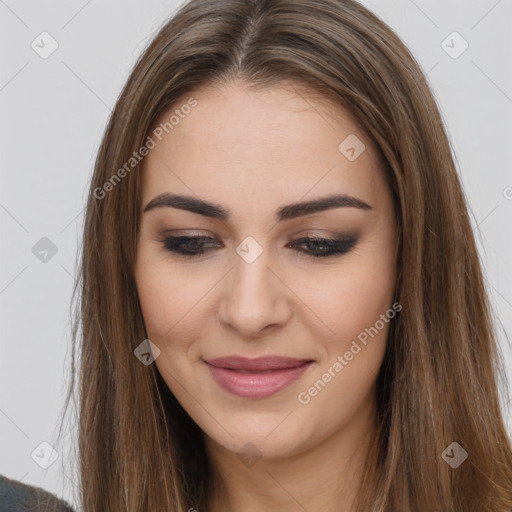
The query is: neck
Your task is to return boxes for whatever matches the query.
[204,396,379,512]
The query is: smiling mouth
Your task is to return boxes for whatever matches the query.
[203,358,314,398]
[204,355,314,371]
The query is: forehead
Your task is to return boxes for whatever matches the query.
[141,80,386,216]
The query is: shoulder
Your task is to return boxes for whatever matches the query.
[0,474,75,512]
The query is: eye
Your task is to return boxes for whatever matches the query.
[288,236,357,258]
[159,235,357,259]
[160,235,221,258]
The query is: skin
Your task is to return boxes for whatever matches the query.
[134,79,398,512]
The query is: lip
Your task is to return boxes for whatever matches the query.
[203,356,314,398]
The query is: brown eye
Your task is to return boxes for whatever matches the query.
[161,236,221,258]
[160,235,358,259]
[288,236,357,258]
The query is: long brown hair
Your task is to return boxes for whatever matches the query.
[62,0,512,510]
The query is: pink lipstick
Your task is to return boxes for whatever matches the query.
[203,356,314,398]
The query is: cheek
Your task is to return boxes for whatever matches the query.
[308,255,396,340]
[296,248,396,400]
[348,270,393,329]
[135,261,207,391]
[292,260,396,445]
[135,248,189,341]
[136,269,174,339]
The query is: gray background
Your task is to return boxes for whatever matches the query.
[1,0,511,508]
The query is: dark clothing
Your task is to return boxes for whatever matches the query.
[0,474,74,512]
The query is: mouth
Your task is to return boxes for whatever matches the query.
[203,356,314,398]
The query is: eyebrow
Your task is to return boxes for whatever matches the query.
[143,192,373,221]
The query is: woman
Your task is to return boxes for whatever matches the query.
[61,0,512,510]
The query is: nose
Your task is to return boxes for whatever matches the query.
[217,246,292,338]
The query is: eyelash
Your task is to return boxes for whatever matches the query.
[159,235,357,259]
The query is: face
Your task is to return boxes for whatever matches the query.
[134,79,398,462]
